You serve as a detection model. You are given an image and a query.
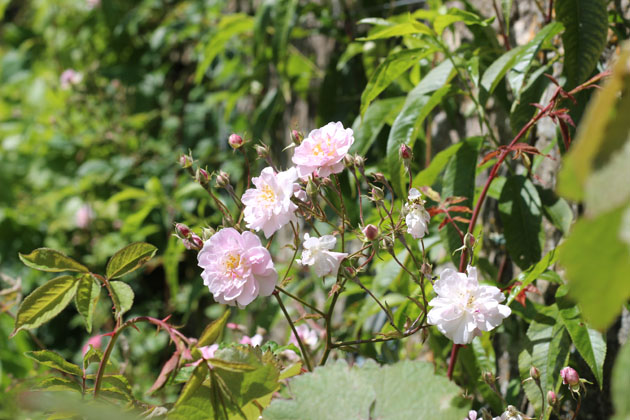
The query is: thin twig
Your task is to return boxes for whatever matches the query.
[273,291,313,371]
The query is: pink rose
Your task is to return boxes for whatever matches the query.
[82,335,102,356]
[292,122,354,178]
[241,167,299,238]
[240,334,263,346]
[197,228,277,307]
[289,324,319,351]
[75,204,95,229]
[60,69,83,90]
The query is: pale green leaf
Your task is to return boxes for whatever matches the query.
[612,340,630,419]
[174,362,209,407]
[19,248,88,273]
[25,350,83,376]
[34,377,82,393]
[198,309,231,347]
[110,281,134,320]
[74,274,100,334]
[359,20,432,41]
[105,242,157,279]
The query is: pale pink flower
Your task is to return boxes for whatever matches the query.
[82,335,102,356]
[60,69,83,89]
[404,188,430,239]
[296,233,347,277]
[427,266,511,344]
[292,122,354,178]
[241,167,298,238]
[189,344,219,367]
[289,324,319,351]
[75,204,95,229]
[240,334,263,346]
[197,228,277,307]
[464,411,478,420]
[560,366,579,386]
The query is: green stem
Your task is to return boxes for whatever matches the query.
[276,286,325,317]
[319,277,347,365]
[273,291,313,372]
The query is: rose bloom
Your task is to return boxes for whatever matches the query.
[296,233,348,277]
[75,204,95,229]
[292,122,354,178]
[60,69,83,89]
[241,167,298,238]
[197,228,277,307]
[404,188,430,239]
[240,334,263,346]
[427,266,511,344]
[189,344,219,367]
[290,324,319,351]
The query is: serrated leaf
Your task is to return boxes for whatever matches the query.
[279,362,302,380]
[198,309,230,347]
[83,345,104,371]
[498,175,544,269]
[174,362,209,407]
[12,275,79,336]
[555,0,608,88]
[433,8,487,36]
[105,242,157,279]
[208,358,256,372]
[263,360,469,420]
[25,350,83,376]
[35,377,82,393]
[360,48,434,117]
[110,281,134,320]
[74,274,100,333]
[612,340,630,419]
[100,375,134,401]
[18,248,88,273]
[168,385,218,420]
[556,286,606,388]
[507,249,559,305]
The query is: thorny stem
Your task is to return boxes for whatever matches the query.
[351,168,365,226]
[333,174,347,252]
[333,322,429,348]
[91,273,121,329]
[273,291,313,372]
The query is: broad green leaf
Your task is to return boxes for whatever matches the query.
[351,97,405,156]
[556,286,606,388]
[555,0,608,88]
[208,358,256,372]
[498,175,544,269]
[279,362,302,380]
[25,350,83,376]
[509,62,552,134]
[105,242,157,279]
[83,345,105,371]
[90,375,133,401]
[360,48,434,117]
[34,377,82,393]
[459,338,503,413]
[19,248,88,273]
[412,142,464,188]
[110,281,134,320]
[518,305,571,418]
[440,137,483,264]
[507,249,559,305]
[168,385,216,420]
[559,205,630,330]
[263,360,469,420]
[612,340,630,419]
[198,309,231,347]
[501,0,513,34]
[74,274,100,333]
[11,275,79,336]
[359,20,433,41]
[557,45,630,202]
[433,8,488,36]
[480,45,525,96]
[537,186,573,234]
[174,362,209,407]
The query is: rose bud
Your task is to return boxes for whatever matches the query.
[546,391,557,406]
[228,133,244,149]
[399,144,413,161]
[362,224,378,241]
[560,366,579,386]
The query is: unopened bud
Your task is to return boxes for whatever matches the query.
[196,168,210,186]
[291,130,303,144]
[343,154,355,168]
[546,391,557,406]
[183,233,203,250]
[179,154,193,168]
[399,144,413,161]
[202,227,215,241]
[215,170,230,188]
[380,235,394,253]
[372,172,387,184]
[354,155,365,171]
[560,366,579,386]
[371,186,384,202]
[362,224,378,241]
[254,143,270,159]
[530,366,540,381]
[175,223,191,238]
[344,266,356,278]
[421,262,433,278]
[306,179,318,199]
[482,371,496,385]
[228,133,244,149]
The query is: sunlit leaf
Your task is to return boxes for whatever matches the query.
[19,248,88,273]
[105,242,157,279]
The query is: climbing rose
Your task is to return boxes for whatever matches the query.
[404,188,430,239]
[189,344,219,367]
[60,69,83,89]
[240,334,263,346]
[427,266,511,344]
[242,167,299,238]
[197,228,277,307]
[292,122,354,178]
[290,324,319,350]
[296,233,348,277]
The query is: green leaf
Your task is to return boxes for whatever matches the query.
[11,275,79,336]
[110,281,134,320]
[74,274,101,333]
[507,249,559,305]
[555,0,608,88]
[518,305,571,418]
[83,345,105,371]
[440,137,483,264]
[501,0,513,34]
[433,8,488,36]
[272,0,298,65]
[105,242,157,279]
[509,63,551,134]
[360,48,434,117]
[537,186,573,234]
[498,175,544,269]
[263,360,469,420]
[198,309,231,347]
[559,205,630,330]
[458,337,503,413]
[480,45,525,96]
[412,142,464,187]
[25,350,83,376]
[34,377,82,393]
[556,286,606,388]
[208,358,256,372]
[359,20,433,41]
[98,375,134,401]
[18,248,88,273]
[174,362,209,407]
[351,97,405,156]
[169,385,217,420]
[612,340,630,420]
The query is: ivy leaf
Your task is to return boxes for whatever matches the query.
[498,175,544,269]
[25,350,83,376]
[556,285,606,388]
[198,309,230,347]
[74,274,101,333]
[11,275,79,336]
[555,0,608,88]
[18,248,88,273]
[105,242,157,280]
[110,281,134,320]
[263,360,469,420]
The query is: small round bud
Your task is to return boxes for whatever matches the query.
[344,266,356,277]
[196,168,210,186]
[530,366,540,381]
[371,186,384,202]
[306,179,318,199]
[254,143,270,159]
[202,227,215,241]
[399,144,413,161]
[362,224,378,241]
[343,154,355,168]
[175,223,191,238]
[215,170,230,189]
[291,130,303,144]
[546,391,557,406]
[190,234,204,250]
[560,366,579,386]
[354,155,365,171]
[228,133,244,149]
[179,154,193,168]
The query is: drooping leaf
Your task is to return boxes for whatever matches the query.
[501,0,513,34]
[198,309,231,347]
[536,186,574,234]
[74,274,101,333]
[555,0,608,88]
[498,175,544,269]
[110,281,134,320]
[25,350,83,376]
[559,205,630,330]
[263,360,469,420]
[19,248,88,273]
[433,8,488,36]
[11,275,79,336]
[34,377,82,393]
[611,340,630,420]
[556,285,606,388]
[480,45,525,96]
[105,242,157,279]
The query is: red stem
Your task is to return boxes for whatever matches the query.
[447,343,461,380]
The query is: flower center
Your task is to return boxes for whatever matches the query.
[223,253,242,278]
[260,184,276,206]
[313,136,336,157]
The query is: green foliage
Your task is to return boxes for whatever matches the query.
[109,280,134,320]
[612,340,630,420]
[74,274,101,333]
[19,249,89,273]
[25,350,83,376]
[105,242,157,279]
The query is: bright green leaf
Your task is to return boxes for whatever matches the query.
[25,350,83,376]
[198,309,231,347]
[412,142,464,188]
[507,249,559,305]
[110,281,134,320]
[359,20,433,41]
[74,274,100,334]
[612,340,630,419]
[174,362,209,407]
[105,242,157,279]
[34,377,82,393]
[19,248,88,273]
[351,97,405,156]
